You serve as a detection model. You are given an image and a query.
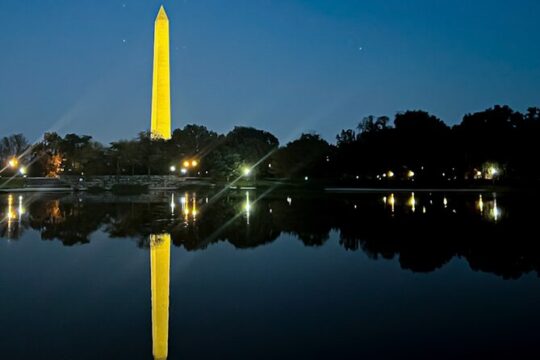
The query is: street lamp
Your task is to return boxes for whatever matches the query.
[169,165,176,172]
[243,167,251,176]
[8,158,18,168]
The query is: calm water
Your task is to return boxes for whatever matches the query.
[1,190,539,359]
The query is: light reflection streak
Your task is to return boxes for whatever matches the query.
[492,195,500,222]
[192,195,198,221]
[7,194,14,234]
[245,191,251,225]
[182,192,189,221]
[477,194,484,213]
[389,193,395,213]
[408,192,416,213]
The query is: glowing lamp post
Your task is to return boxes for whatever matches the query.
[8,158,18,169]
[180,159,199,176]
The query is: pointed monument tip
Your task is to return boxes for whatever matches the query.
[156,5,168,20]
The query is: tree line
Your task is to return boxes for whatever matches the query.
[1,104,539,184]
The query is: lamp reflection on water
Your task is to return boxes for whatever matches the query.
[245,191,251,225]
[170,194,175,215]
[182,193,189,221]
[7,194,14,234]
[5,194,26,236]
[408,192,416,213]
[475,193,503,222]
[180,193,197,222]
[389,193,395,213]
[150,233,171,360]
[477,194,484,213]
[492,195,501,222]
[18,195,24,217]
[191,195,198,220]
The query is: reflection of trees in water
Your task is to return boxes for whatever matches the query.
[0,197,104,245]
[2,192,540,279]
[26,199,108,245]
[170,194,281,250]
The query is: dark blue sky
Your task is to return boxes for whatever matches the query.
[1,0,540,144]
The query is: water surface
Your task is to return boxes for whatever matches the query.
[0,190,539,359]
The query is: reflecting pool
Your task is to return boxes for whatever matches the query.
[1,190,540,359]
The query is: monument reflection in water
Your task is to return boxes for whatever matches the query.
[150,233,171,360]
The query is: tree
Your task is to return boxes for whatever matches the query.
[392,110,452,174]
[271,133,331,179]
[0,134,29,162]
[209,126,279,179]
[110,140,142,175]
[171,124,220,157]
[358,115,390,134]
[453,105,523,175]
[336,129,357,147]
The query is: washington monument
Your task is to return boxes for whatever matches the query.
[151,6,171,140]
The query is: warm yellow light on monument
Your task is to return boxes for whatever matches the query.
[150,233,171,360]
[151,5,171,140]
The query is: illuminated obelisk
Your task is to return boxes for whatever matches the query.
[150,233,171,360]
[151,6,171,140]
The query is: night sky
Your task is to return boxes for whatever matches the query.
[1,0,539,144]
